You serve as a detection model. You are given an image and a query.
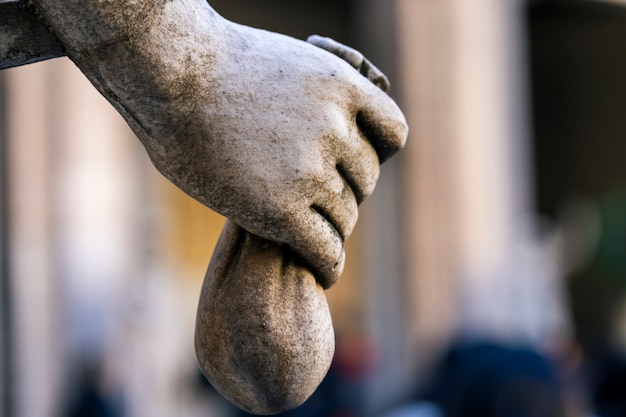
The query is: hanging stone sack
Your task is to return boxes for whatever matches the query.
[195,220,335,415]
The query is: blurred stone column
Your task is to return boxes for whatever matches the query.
[445,0,534,340]
[395,0,533,392]
[4,57,148,417]
[44,58,149,417]
[5,62,59,417]
[395,0,459,386]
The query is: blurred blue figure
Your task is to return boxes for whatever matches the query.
[384,340,567,417]
[63,359,124,417]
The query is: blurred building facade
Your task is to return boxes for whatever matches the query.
[1,0,625,416]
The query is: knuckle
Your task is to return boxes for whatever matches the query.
[356,102,408,163]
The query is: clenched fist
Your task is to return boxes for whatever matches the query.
[33,0,408,285]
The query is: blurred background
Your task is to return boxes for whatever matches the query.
[2,0,626,416]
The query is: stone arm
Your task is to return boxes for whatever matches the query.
[1,0,408,287]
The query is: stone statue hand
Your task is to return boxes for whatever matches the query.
[171,21,407,286]
[32,0,408,287]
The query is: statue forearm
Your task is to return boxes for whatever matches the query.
[31,0,170,50]
[1,0,224,71]
[28,0,226,151]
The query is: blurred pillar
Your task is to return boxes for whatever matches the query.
[396,0,459,384]
[44,59,153,417]
[5,62,59,417]
[4,58,151,417]
[446,0,534,340]
[47,58,142,364]
[396,0,534,390]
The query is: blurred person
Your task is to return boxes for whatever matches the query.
[563,187,626,417]
[382,340,567,417]
[62,359,124,417]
